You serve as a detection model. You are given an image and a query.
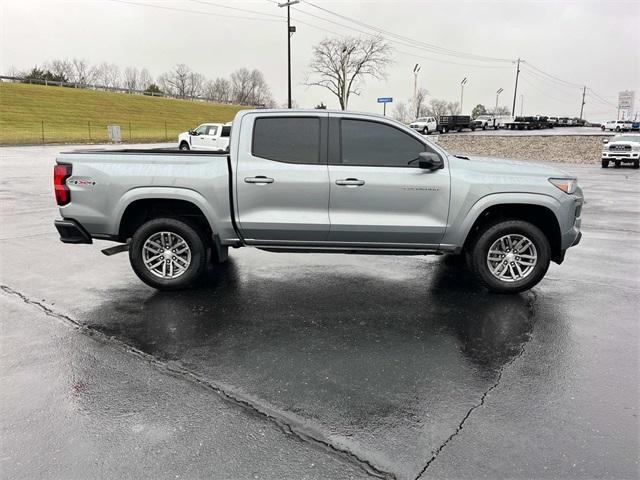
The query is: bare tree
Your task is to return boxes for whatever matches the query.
[490,105,511,115]
[158,64,193,98]
[95,62,121,88]
[205,77,231,102]
[392,101,411,124]
[306,35,392,110]
[137,68,152,90]
[446,101,461,115]
[409,87,429,119]
[46,59,73,81]
[427,99,448,118]
[123,67,139,91]
[186,71,205,98]
[230,68,273,106]
[70,58,96,86]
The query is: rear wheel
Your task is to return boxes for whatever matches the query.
[129,218,208,290]
[467,220,551,294]
[179,141,190,151]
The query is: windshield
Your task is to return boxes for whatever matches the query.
[613,135,640,143]
[415,117,429,122]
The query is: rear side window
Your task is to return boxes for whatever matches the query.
[221,126,231,137]
[252,117,321,164]
[340,119,427,167]
[206,126,218,136]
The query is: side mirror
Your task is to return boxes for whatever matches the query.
[188,129,195,135]
[418,152,443,170]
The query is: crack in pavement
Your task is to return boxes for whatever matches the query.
[412,290,538,480]
[1,284,395,480]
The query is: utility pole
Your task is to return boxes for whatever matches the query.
[460,77,468,114]
[520,94,524,116]
[278,1,299,108]
[579,86,586,120]
[512,57,521,116]
[413,64,420,119]
[495,87,504,113]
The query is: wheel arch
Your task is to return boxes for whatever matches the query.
[114,188,219,242]
[462,202,562,263]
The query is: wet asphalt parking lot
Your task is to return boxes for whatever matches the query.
[1,144,639,479]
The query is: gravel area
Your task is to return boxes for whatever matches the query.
[436,135,608,164]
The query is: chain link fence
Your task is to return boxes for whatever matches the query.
[3,119,199,145]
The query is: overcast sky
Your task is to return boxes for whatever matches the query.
[1,0,638,121]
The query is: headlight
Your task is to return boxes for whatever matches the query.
[549,178,578,194]
[632,145,640,151]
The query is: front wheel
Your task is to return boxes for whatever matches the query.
[467,220,551,293]
[129,218,208,290]
[602,160,609,168]
[422,127,429,135]
[601,125,605,131]
[179,141,190,151]
[634,159,639,169]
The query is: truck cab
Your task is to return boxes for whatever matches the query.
[178,122,232,151]
[409,116,437,134]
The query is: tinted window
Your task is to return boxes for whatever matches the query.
[340,119,426,167]
[221,126,231,137]
[253,117,321,164]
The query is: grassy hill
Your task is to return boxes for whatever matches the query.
[0,82,245,145]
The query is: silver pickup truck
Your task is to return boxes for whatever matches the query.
[53,109,583,293]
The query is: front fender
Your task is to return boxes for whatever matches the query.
[112,187,220,236]
[440,192,563,251]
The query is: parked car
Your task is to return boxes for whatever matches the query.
[409,116,437,134]
[601,134,640,168]
[53,109,583,294]
[178,122,231,151]
[601,120,630,132]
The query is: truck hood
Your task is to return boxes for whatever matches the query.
[451,154,573,178]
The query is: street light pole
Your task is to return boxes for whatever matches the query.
[495,87,503,113]
[278,0,299,109]
[413,64,420,119]
[460,77,468,114]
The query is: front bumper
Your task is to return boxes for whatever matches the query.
[602,151,639,161]
[54,219,92,244]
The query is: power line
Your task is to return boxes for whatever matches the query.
[187,0,284,20]
[302,0,514,63]
[105,0,284,22]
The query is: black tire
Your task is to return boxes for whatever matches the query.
[466,220,551,294]
[602,160,609,168]
[179,141,190,151]
[129,218,208,290]
[634,160,640,169]
[614,161,621,168]
[482,125,486,131]
[601,125,605,131]
[615,126,621,132]
[422,126,429,135]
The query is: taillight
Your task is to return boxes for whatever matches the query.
[54,163,72,206]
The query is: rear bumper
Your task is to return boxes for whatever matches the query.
[54,219,92,244]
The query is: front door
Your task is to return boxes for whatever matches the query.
[235,114,330,243]
[190,124,208,149]
[327,116,450,248]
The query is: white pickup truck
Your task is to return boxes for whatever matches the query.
[178,122,232,151]
[409,116,438,134]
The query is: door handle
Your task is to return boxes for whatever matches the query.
[335,178,365,186]
[244,176,274,184]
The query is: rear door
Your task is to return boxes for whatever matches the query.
[327,115,450,247]
[235,113,330,243]
[205,125,219,149]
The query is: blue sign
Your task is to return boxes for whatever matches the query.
[377,97,393,103]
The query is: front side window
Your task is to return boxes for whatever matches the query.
[194,125,208,135]
[340,119,428,167]
[252,117,321,164]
